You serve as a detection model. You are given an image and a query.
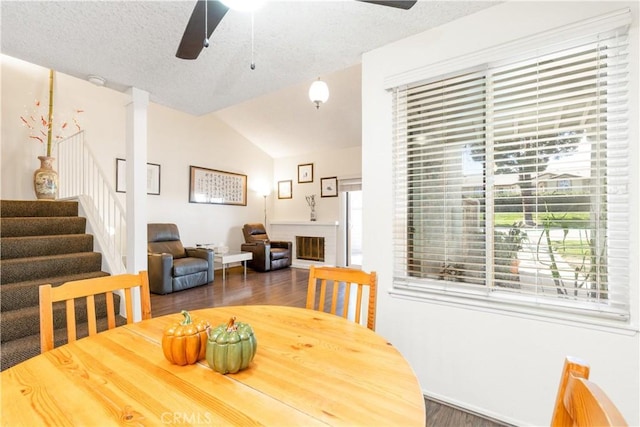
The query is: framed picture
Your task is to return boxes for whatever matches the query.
[298,163,314,183]
[321,176,338,197]
[115,158,161,195]
[189,165,247,206]
[278,180,292,199]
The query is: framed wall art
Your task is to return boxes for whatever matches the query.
[298,163,314,183]
[321,176,338,197]
[278,180,292,199]
[115,158,161,195]
[189,165,247,206]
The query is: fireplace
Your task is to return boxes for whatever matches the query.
[269,221,339,268]
[296,236,325,262]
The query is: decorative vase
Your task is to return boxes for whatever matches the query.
[33,156,58,200]
[310,209,317,222]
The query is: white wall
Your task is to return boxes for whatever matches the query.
[272,146,361,224]
[1,56,361,255]
[362,2,639,426]
[145,103,275,250]
[1,56,274,252]
[1,55,127,199]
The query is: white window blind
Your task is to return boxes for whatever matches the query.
[392,24,630,320]
[339,178,362,193]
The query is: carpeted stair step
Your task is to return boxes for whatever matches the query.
[0,216,87,238]
[0,292,122,343]
[1,252,103,285]
[0,199,111,371]
[1,271,111,312]
[1,334,43,371]
[0,315,127,371]
[1,234,94,260]
[0,200,78,218]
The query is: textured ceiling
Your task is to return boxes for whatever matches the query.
[1,0,499,158]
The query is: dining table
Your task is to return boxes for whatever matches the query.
[1,305,425,426]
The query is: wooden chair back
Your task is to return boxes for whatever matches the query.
[306,265,377,330]
[551,356,627,427]
[39,271,152,353]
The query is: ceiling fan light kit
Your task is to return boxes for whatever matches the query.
[309,79,330,109]
[220,0,265,12]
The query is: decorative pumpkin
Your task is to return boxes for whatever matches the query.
[206,317,257,374]
[162,310,210,366]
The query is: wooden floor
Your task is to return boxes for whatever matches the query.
[150,265,310,317]
[151,266,510,427]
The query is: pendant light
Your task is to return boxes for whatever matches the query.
[309,78,329,109]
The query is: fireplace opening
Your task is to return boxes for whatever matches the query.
[296,236,325,262]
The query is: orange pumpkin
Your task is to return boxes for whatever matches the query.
[162,310,210,365]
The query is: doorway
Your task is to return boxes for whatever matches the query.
[346,190,363,267]
[338,178,362,268]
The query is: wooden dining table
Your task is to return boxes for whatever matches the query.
[1,305,425,426]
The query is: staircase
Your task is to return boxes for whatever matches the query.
[0,200,117,371]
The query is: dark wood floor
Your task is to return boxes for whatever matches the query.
[150,266,311,316]
[151,266,510,427]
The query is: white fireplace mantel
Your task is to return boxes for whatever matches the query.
[270,221,339,227]
[269,221,339,268]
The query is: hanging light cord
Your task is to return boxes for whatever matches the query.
[250,12,256,70]
[203,0,210,48]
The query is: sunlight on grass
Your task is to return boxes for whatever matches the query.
[494,212,591,228]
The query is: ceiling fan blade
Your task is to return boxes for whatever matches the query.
[176,0,229,60]
[357,0,417,9]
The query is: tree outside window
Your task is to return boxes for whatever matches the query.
[393,27,629,318]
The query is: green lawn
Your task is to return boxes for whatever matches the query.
[494,212,591,228]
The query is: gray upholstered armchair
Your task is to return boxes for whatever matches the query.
[241,223,292,272]
[147,223,214,294]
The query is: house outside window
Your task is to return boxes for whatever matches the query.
[557,179,571,190]
[391,18,630,322]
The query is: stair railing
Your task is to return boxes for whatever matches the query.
[56,131,127,275]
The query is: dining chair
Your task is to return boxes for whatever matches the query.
[39,270,152,353]
[550,356,627,427]
[306,265,377,330]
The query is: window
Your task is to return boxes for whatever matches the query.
[392,20,630,321]
[557,179,571,191]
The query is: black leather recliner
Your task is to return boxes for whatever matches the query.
[147,223,214,294]
[241,223,292,272]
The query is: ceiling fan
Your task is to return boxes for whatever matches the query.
[176,0,417,60]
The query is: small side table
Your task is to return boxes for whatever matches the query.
[215,250,253,282]
[196,245,253,282]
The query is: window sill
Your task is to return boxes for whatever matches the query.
[389,282,638,335]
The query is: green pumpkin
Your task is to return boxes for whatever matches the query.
[206,317,257,374]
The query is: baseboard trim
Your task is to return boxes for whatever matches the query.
[423,391,521,427]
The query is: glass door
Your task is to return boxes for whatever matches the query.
[346,190,362,267]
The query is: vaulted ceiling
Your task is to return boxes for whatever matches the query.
[1,1,499,158]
